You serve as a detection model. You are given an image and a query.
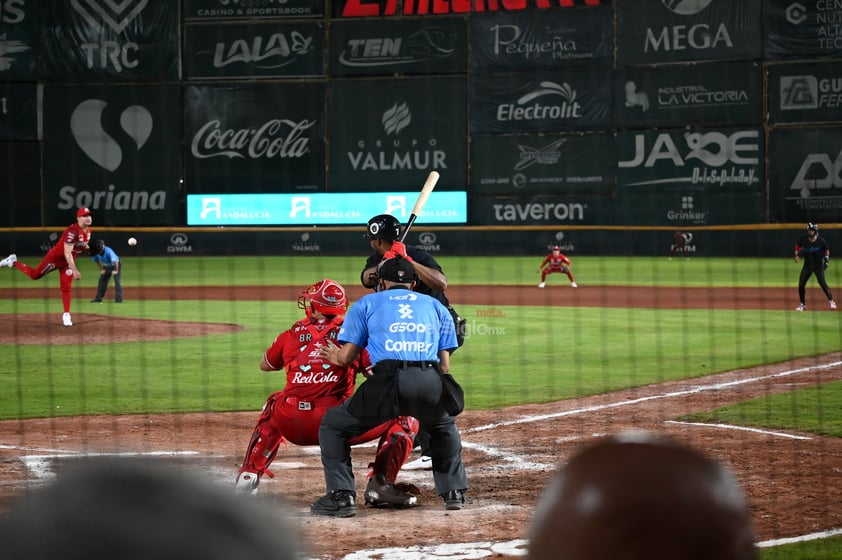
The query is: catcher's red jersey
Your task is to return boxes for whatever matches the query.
[262,318,370,402]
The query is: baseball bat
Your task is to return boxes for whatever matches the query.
[399,170,440,242]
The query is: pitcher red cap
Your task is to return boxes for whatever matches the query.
[77,207,92,217]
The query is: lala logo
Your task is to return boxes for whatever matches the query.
[71,0,148,34]
[70,99,153,171]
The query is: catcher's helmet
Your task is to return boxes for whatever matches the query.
[297,279,348,318]
[91,239,105,255]
[366,214,401,241]
[807,222,819,234]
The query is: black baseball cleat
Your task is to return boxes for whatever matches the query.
[310,489,356,517]
[364,474,418,507]
[441,489,466,510]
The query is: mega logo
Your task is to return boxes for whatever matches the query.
[339,0,601,18]
[644,0,733,53]
[618,130,760,186]
[347,101,446,171]
[497,81,582,123]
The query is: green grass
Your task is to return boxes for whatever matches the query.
[760,536,842,559]
[2,256,833,289]
[680,380,842,438]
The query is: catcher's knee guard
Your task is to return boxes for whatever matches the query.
[369,416,419,483]
[238,392,287,481]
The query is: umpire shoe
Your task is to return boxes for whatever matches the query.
[441,489,466,511]
[311,489,356,517]
[364,474,418,508]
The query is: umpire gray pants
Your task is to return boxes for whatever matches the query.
[319,365,468,497]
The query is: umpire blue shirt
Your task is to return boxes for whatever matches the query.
[92,246,120,268]
[339,288,457,364]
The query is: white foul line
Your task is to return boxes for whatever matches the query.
[464,361,842,434]
[665,421,812,440]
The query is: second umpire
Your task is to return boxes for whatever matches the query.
[313,256,468,516]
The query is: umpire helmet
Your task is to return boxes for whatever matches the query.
[807,223,819,234]
[366,214,401,241]
[297,279,348,318]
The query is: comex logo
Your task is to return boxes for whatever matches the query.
[786,2,807,25]
[781,75,818,110]
[168,232,192,254]
[70,99,153,172]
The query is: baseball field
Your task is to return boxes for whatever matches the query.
[1,255,841,559]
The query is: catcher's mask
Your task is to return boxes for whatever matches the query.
[92,239,105,256]
[365,214,401,242]
[807,223,819,236]
[298,279,348,318]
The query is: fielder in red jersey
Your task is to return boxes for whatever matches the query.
[236,279,420,507]
[537,245,577,288]
[0,207,93,327]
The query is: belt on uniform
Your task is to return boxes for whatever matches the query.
[284,395,339,411]
[377,360,439,369]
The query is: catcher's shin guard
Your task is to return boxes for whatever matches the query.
[238,393,286,481]
[368,416,419,483]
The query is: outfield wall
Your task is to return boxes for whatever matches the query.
[1,226,839,258]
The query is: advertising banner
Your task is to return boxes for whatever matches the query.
[765,0,842,59]
[767,61,842,124]
[471,68,611,134]
[185,0,323,20]
[43,85,181,225]
[0,141,40,227]
[768,127,842,221]
[0,82,37,140]
[42,0,178,82]
[616,0,762,65]
[186,191,467,225]
[614,188,763,226]
[328,77,467,190]
[470,5,612,73]
[329,17,467,77]
[331,0,603,19]
[0,0,37,80]
[471,132,613,195]
[184,21,324,79]
[615,62,762,128]
[185,83,325,193]
[470,194,612,225]
[615,128,764,190]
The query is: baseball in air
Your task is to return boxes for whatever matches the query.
[128,237,137,246]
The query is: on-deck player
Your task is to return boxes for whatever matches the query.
[0,207,93,327]
[537,245,577,288]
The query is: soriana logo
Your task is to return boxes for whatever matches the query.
[336,0,601,18]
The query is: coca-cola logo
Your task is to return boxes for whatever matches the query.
[190,119,314,159]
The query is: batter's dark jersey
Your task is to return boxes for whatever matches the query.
[795,235,830,269]
[362,246,450,307]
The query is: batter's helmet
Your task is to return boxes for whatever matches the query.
[807,223,819,233]
[366,214,401,241]
[298,279,348,318]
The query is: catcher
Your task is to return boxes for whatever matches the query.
[236,279,419,508]
[537,245,577,288]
